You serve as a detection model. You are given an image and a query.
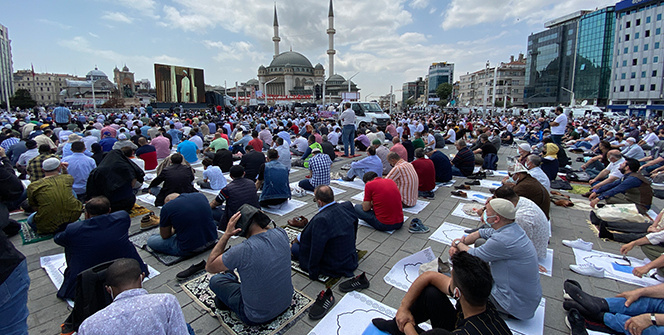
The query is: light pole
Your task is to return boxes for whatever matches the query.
[90,78,98,113]
[561,87,575,107]
[483,61,489,114]
[364,92,374,101]
[263,77,277,105]
[347,72,359,100]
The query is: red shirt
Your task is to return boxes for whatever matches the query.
[390,143,408,161]
[248,138,263,152]
[411,158,436,191]
[290,124,299,134]
[364,178,404,225]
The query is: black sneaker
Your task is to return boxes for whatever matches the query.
[566,308,588,335]
[339,272,370,292]
[465,180,480,185]
[372,318,404,335]
[309,288,335,320]
[176,260,206,280]
[342,175,355,182]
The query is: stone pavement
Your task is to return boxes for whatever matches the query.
[15,144,663,335]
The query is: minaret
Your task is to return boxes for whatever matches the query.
[327,0,336,76]
[272,4,281,59]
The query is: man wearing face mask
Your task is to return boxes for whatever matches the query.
[589,158,653,214]
[524,154,550,192]
[450,198,542,321]
[77,258,193,335]
[503,163,550,220]
[371,251,511,335]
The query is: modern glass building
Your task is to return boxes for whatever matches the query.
[0,23,13,107]
[574,7,615,106]
[427,62,454,101]
[524,11,589,108]
[608,0,664,117]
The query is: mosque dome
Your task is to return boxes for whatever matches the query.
[85,67,108,81]
[269,51,314,69]
[326,74,346,84]
[246,79,259,86]
[122,65,130,72]
[315,63,324,70]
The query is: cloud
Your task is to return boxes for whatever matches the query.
[441,0,617,30]
[115,0,159,18]
[410,0,429,9]
[37,19,71,30]
[88,32,99,38]
[101,12,133,24]
[203,40,263,63]
[429,7,437,14]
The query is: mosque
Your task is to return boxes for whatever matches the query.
[256,0,359,103]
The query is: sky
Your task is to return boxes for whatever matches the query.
[2,0,618,102]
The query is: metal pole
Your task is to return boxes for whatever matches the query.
[91,79,97,114]
[235,81,239,105]
[483,61,489,113]
[389,85,393,113]
[491,65,498,107]
[569,20,579,107]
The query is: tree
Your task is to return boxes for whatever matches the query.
[494,100,512,108]
[405,98,416,107]
[436,83,453,102]
[9,89,37,109]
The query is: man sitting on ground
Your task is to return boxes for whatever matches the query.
[26,157,83,235]
[291,185,358,280]
[374,139,392,175]
[411,148,436,199]
[503,163,550,219]
[54,196,148,300]
[207,205,294,326]
[147,192,217,256]
[425,147,452,183]
[298,148,332,192]
[26,144,55,182]
[386,152,419,207]
[135,137,158,171]
[77,258,193,335]
[355,172,404,232]
[197,157,226,190]
[525,154,551,192]
[451,198,542,320]
[148,153,196,207]
[451,139,475,177]
[342,146,383,181]
[256,149,291,208]
[589,158,653,214]
[210,165,260,230]
[239,145,266,181]
[372,251,511,335]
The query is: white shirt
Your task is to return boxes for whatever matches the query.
[605,158,625,179]
[293,137,309,152]
[644,132,659,146]
[528,167,551,192]
[551,113,567,135]
[446,129,456,142]
[340,108,356,126]
[426,134,436,149]
[588,134,600,147]
[515,197,550,261]
[328,132,340,146]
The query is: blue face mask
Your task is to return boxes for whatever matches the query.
[483,211,497,226]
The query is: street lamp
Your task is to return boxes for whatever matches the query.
[364,92,374,101]
[483,61,489,114]
[347,72,359,100]
[90,78,98,113]
[263,77,278,105]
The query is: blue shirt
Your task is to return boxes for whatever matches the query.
[62,143,93,158]
[140,125,150,138]
[53,106,71,124]
[159,193,217,253]
[167,129,181,145]
[351,155,383,176]
[99,137,117,152]
[203,166,227,190]
[177,140,199,163]
[597,173,644,200]
[62,152,97,193]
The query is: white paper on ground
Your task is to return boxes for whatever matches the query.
[40,254,160,308]
[505,298,546,335]
[194,185,222,196]
[429,222,473,246]
[490,170,509,177]
[21,179,30,188]
[647,209,659,220]
[144,173,157,181]
[288,182,346,196]
[436,180,456,188]
[572,248,660,287]
[451,203,482,221]
[136,193,158,207]
[261,199,306,216]
[384,247,437,292]
[289,167,300,174]
[450,190,493,203]
[479,180,503,188]
[308,291,430,335]
[330,178,366,190]
[539,249,554,277]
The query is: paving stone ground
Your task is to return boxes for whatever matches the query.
[15,143,662,335]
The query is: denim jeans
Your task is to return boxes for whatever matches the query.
[208,272,258,326]
[147,234,185,256]
[451,166,466,177]
[604,297,664,334]
[26,212,37,232]
[342,125,355,156]
[551,134,563,145]
[346,167,366,179]
[0,259,30,335]
[572,141,592,149]
[299,179,315,192]
[353,204,402,231]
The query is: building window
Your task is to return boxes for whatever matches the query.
[633,58,638,65]
[630,85,635,91]
[620,86,625,92]
[646,30,651,37]
[656,56,660,63]
[640,84,645,91]
[637,18,641,25]
[645,44,649,51]
[635,32,640,39]
[631,72,636,78]
[652,84,657,91]
[647,16,651,23]
[642,71,647,77]
[626,21,631,28]
[657,28,661,35]
[622,73,627,79]
[634,46,639,52]
[658,13,662,21]
[625,34,630,41]
[644,58,648,64]
[625,47,629,53]
[654,70,658,77]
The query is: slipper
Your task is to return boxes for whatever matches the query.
[451,191,467,198]
[465,180,480,185]
[287,215,308,228]
[454,185,471,190]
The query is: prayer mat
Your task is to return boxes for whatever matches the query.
[182,273,313,335]
[129,204,152,218]
[128,229,216,266]
[569,184,592,195]
[19,219,53,245]
[283,226,367,287]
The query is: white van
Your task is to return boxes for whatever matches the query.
[349,102,391,128]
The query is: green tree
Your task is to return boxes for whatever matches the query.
[405,98,416,107]
[494,100,512,108]
[10,89,37,109]
[436,83,453,102]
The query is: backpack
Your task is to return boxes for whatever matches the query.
[567,171,590,182]
[550,179,573,190]
[482,153,498,170]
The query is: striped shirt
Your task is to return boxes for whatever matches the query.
[386,159,418,207]
[422,302,513,335]
[0,137,19,150]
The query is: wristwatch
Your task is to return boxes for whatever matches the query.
[651,312,657,326]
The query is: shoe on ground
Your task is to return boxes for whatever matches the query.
[372,318,403,335]
[465,180,480,185]
[60,323,75,335]
[339,272,370,292]
[451,190,467,198]
[563,280,609,322]
[565,308,589,335]
[342,176,355,182]
[309,288,335,320]
[176,260,206,280]
[581,191,592,198]
[409,219,430,234]
[454,185,470,190]
[140,212,160,230]
[562,238,593,251]
[570,263,605,278]
[563,279,582,300]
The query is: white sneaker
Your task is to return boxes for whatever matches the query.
[562,238,593,251]
[570,263,605,278]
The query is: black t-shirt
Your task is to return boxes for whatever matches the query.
[213,149,233,172]
[423,303,512,335]
[240,151,266,181]
[159,193,217,253]
[480,142,497,157]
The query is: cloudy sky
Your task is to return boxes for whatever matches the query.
[2,0,616,102]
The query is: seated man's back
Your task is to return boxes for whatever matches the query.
[155,193,217,255]
[54,197,147,300]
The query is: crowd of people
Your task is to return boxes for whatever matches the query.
[2,101,664,334]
